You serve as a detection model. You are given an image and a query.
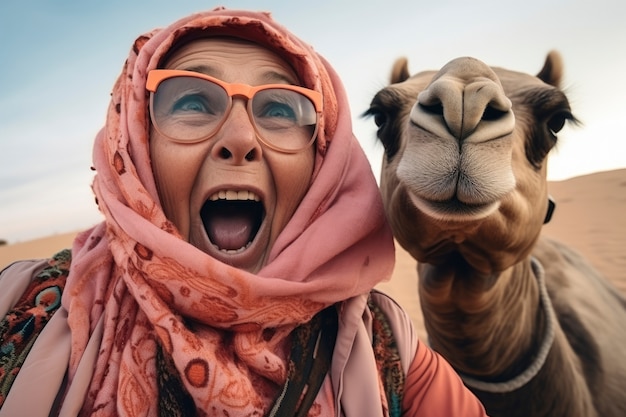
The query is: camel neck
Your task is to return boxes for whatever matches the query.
[457,258,556,393]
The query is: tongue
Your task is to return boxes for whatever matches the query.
[202,204,254,251]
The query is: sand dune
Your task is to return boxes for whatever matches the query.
[0,231,79,268]
[2,169,624,339]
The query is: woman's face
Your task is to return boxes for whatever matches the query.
[150,38,315,273]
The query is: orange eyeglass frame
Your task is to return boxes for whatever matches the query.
[146,69,324,112]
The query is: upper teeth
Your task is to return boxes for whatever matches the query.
[209,190,260,201]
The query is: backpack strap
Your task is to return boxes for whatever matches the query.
[368,293,405,417]
[268,305,338,417]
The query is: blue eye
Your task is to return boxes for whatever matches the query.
[172,93,212,114]
[260,101,297,120]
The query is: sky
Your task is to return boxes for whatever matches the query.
[1,0,625,243]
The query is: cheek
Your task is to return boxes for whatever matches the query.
[150,135,201,232]
[274,149,315,218]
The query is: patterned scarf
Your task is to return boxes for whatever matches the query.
[60,8,395,417]
[0,250,71,407]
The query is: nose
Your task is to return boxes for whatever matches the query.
[211,100,262,163]
[412,56,514,142]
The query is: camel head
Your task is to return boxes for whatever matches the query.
[366,51,579,274]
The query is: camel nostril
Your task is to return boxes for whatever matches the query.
[419,102,444,117]
[481,106,508,121]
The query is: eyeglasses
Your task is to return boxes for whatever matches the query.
[146,69,323,153]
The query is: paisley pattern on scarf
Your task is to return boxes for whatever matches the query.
[0,249,70,407]
[59,7,395,417]
[156,306,338,417]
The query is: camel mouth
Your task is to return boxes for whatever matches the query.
[407,191,499,222]
[428,198,498,219]
[200,190,265,252]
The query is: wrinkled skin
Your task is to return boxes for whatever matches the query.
[150,38,315,273]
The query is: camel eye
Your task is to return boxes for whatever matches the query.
[363,105,400,160]
[364,106,389,130]
[547,111,572,135]
[372,109,388,129]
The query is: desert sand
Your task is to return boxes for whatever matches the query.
[2,169,624,339]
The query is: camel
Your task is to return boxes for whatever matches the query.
[364,51,626,416]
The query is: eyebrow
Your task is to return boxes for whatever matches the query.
[179,64,221,78]
[260,70,298,86]
[182,65,298,86]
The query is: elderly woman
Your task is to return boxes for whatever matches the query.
[0,8,488,417]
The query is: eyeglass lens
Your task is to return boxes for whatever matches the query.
[151,76,317,151]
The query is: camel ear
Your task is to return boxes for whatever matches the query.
[536,50,564,88]
[390,57,410,84]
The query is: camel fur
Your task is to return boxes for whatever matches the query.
[365,51,626,417]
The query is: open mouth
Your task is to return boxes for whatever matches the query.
[200,190,264,253]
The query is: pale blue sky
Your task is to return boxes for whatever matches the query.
[1,0,624,242]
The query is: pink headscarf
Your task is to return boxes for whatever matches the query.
[62,7,395,416]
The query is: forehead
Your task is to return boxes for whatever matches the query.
[162,37,299,84]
